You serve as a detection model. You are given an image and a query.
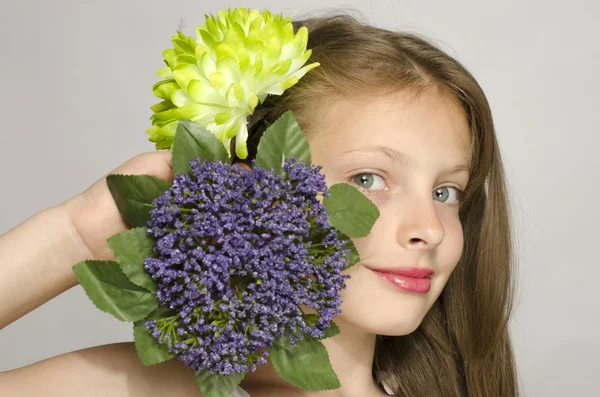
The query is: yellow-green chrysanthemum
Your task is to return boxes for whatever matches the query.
[146,7,320,159]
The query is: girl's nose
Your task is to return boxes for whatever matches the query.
[394,197,445,251]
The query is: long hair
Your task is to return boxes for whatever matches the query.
[233,10,519,397]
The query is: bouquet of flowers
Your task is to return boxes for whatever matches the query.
[73,7,380,397]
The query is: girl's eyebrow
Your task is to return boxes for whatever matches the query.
[342,146,470,176]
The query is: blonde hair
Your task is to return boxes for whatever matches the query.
[234,11,519,397]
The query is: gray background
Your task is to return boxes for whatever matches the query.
[0,1,598,396]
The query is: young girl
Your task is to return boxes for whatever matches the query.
[0,12,519,397]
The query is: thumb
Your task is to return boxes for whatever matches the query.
[112,150,174,184]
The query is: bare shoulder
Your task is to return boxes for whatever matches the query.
[0,342,204,397]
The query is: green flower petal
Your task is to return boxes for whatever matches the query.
[152,80,179,100]
[177,103,208,120]
[248,93,259,111]
[253,52,264,75]
[224,118,241,139]
[176,54,197,66]
[237,46,251,68]
[156,67,173,79]
[234,119,249,159]
[171,89,193,107]
[263,62,320,95]
[173,39,195,55]
[152,107,179,121]
[146,120,178,150]
[198,51,216,77]
[150,100,175,113]
[209,72,226,89]
[215,110,233,125]
[215,42,237,59]
[172,64,204,90]
[216,56,241,85]
[187,79,228,106]
[205,16,221,38]
[162,48,177,68]
[158,121,178,138]
[199,29,217,48]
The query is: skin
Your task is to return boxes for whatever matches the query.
[0,86,470,397]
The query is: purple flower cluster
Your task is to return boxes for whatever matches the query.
[142,158,350,376]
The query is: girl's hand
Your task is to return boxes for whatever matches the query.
[62,151,174,261]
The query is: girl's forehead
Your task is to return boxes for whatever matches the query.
[310,89,470,160]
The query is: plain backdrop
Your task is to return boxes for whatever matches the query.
[0,1,598,396]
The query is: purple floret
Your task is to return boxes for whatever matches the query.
[142,158,350,376]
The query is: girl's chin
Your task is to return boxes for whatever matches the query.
[332,311,426,337]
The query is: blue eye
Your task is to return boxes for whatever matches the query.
[351,173,386,191]
[433,186,464,206]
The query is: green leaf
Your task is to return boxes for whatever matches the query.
[269,332,340,391]
[303,313,319,323]
[303,314,341,340]
[144,305,178,320]
[107,227,158,293]
[194,368,246,397]
[106,174,172,227]
[73,260,159,321]
[323,183,380,238]
[255,110,311,174]
[133,322,175,366]
[322,321,341,339]
[172,118,229,176]
[338,231,360,270]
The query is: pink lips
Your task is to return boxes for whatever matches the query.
[369,267,434,294]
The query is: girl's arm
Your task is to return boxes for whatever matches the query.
[0,215,200,396]
[0,151,172,330]
[0,201,89,330]
[0,151,182,396]
[0,342,204,397]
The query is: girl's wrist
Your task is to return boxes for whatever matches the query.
[55,195,97,266]
[0,200,87,328]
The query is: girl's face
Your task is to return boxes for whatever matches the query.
[309,87,471,336]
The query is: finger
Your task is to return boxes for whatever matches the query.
[143,150,174,183]
[233,162,252,171]
[111,151,174,183]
